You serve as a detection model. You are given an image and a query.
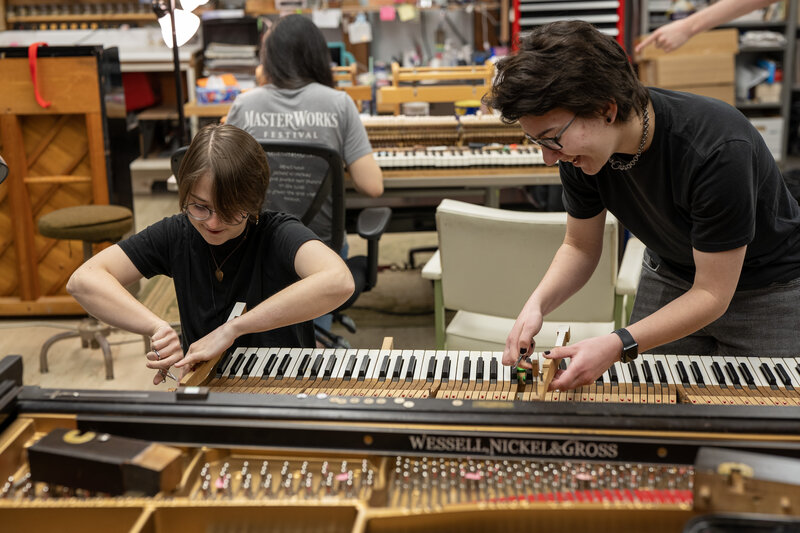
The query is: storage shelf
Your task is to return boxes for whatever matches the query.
[7,13,155,23]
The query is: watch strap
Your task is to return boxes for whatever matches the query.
[613,327,638,363]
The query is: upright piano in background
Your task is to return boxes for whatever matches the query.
[0,45,133,316]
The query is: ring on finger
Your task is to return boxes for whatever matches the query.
[154,348,161,361]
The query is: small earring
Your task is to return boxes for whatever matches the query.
[606,116,612,123]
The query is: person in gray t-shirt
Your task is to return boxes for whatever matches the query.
[226,14,382,331]
[226,14,383,250]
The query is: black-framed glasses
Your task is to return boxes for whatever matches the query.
[184,203,249,225]
[524,114,577,151]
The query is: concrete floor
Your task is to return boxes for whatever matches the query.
[0,192,440,391]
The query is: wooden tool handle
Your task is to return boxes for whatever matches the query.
[179,302,247,387]
[539,325,571,400]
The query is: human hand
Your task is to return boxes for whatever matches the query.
[173,323,237,378]
[635,19,693,55]
[544,334,622,391]
[146,322,183,385]
[502,302,544,369]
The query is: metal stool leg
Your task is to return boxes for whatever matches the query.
[93,331,114,380]
[40,330,80,373]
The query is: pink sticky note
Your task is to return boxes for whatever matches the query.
[380,6,396,21]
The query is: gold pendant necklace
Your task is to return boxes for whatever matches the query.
[209,225,249,282]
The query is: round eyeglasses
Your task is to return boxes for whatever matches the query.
[524,114,577,151]
[184,203,249,225]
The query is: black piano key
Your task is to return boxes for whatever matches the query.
[462,357,471,384]
[738,362,756,388]
[595,373,604,386]
[426,357,437,382]
[608,364,618,384]
[759,362,778,389]
[441,356,451,383]
[215,351,233,378]
[489,358,498,384]
[357,356,370,381]
[378,355,390,381]
[261,353,278,379]
[526,367,534,382]
[628,362,640,386]
[775,363,794,389]
[690,361,705,387]
[642,361,654,386]
[725,362,742,388]
[295,353,312,379]
[323,354,337,380]
[343,354,357,381]
[711,362,726,386]
[405,356,417,382]
[655,361,668,385]
[276,353,292,379]
[391,356,404,382]
[242,351,259,378]
[229,352,247,376]
[559,359,568,371]
[476,357,484,383]
[675,361,689,385]
[310,354,324,379]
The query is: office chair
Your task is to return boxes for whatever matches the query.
[171,141,391,348]
[421,199,644,351]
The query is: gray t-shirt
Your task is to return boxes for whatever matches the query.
[227,83,373,248]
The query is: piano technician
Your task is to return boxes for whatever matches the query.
[67,124,354,385]
[485,21,800,391]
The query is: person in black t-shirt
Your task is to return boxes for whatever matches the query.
[484,21,800,391]
[67,124,355,385]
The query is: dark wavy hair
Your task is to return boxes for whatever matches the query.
[261,14,334,89]
[177,124,269,223]
[484,21,649,124]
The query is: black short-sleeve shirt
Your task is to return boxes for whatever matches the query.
[119,210,319,349]
[561,88,800,289]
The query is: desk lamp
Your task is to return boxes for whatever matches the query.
[151,0,207,145]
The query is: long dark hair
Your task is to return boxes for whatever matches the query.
[177,124,269,222]
[261,14,334,89]
[484,21,649,124]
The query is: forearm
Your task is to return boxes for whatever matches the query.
[627,285,730,353]
[221,268,354,340]
[67,267,168,336]
[528,241,601,317]
[686,0,774,36]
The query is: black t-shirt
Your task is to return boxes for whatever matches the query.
[119,211,319,350]
[561,88,800,289]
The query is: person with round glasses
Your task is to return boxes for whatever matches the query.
[485,21,800,392]
[67,124,355,385]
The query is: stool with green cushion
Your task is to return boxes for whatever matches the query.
[37,204,134,380]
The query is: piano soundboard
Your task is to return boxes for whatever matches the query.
[206,347,800,407]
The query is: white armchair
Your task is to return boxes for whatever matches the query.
[422,199,644,351]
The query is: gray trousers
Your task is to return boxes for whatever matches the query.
[630,251,800,356]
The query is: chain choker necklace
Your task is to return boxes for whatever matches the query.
[209,225,249,282]
[609,104,650,171]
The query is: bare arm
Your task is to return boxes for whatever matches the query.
[502,212,607,365]
[67,245,171,337]
[174,239,354,372]
[547,245,746,390]
[636,0,777,54]
[347,153,383,197]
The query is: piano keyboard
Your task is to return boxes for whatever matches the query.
[374,145,544,170]
[206,348,800,406]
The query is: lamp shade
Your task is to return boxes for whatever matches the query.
[180,0,209,12]
[157,9,201,48]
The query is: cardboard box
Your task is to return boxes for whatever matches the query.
[749,116,784,162]
[639,53,735,87]
[670,84,735,106]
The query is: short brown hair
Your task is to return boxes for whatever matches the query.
[484,21,649,124]
[177,124,269,222]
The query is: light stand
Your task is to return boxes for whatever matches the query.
[151,0,203,147]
